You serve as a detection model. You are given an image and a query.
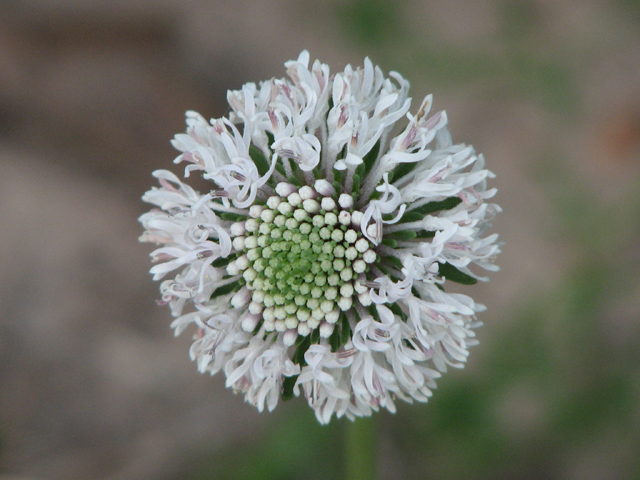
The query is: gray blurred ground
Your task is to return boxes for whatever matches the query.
[0,1,639,479]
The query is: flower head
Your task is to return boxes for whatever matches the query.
[140,51,501,423]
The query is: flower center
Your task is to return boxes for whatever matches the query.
[229,186,376,339]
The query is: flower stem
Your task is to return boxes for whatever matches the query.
[345,416,376,480]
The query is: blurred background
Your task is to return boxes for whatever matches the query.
[1,0,639,479]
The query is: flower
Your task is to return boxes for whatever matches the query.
[139,51,501,424]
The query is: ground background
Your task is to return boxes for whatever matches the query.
[1,0,639,479]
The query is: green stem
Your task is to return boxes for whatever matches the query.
[345,416,377,480]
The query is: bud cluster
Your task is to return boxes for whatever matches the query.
[226,183,376,344]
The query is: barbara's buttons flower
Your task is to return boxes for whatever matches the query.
[140,51,501,424]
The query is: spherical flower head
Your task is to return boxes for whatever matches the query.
[139,51,501,424]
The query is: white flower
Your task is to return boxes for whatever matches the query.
[140,51,501,423]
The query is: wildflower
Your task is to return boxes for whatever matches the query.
[139,51,501,423]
